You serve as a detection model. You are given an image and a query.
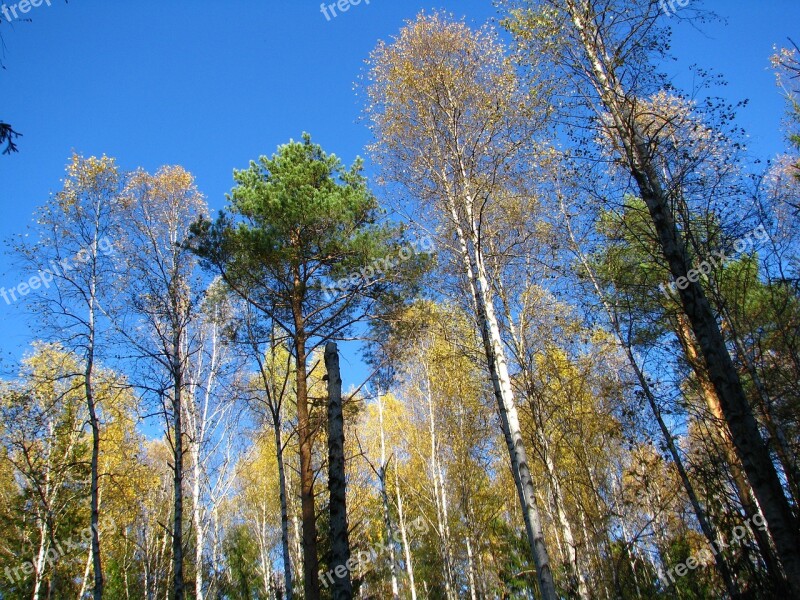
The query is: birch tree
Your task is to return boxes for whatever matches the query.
[365,14,557,599]
[238,299,297,599]
[502,0,800,593]
[117,166,208,600]
[19,153,123,600]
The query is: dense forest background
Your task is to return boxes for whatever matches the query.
[1,1,799,599]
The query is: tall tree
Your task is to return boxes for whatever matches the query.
[189,134,414,597]
[503,1,800,592]
[365,14,558,599]
[19,153,123,600]
[325,342,353,599]
[117,166,208,600]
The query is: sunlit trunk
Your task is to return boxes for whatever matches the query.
[563,2,800,592]
[394,468,417,600]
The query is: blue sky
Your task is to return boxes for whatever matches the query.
[1,0,799,384]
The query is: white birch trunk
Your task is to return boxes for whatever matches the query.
[465,534,478,600]
[422,361,457,600]
[378,396,400,600]
[32,529,49,600]
[444,188,557,600]
[394,467,417,600]
[192,446,205,600]
[78,543,93,600]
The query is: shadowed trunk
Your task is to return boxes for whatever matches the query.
[563,2,800,592]
[325,342,353,600]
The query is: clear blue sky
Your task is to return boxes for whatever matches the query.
[1,0,798,383]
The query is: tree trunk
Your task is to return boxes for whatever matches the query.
[86,350,104,600]
[32,523,50,600]
[192,444,204,600]
[172,348,185,600]
[394,467,417,600]
[422,363,457,600]
[292,513,303,583]
[78,544,93,600]
[294,291,320,598]
[675,312,787,589]
[541,435,589,600]
[379,467,400,600]
[563,2,800,592]
[273,413,294,600]
[466,534,478,600]
[446,192,557,600]
[377,396,399,600]
[325,342,353,600]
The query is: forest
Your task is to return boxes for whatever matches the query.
[1,1,799,599]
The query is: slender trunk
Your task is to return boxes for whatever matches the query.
[379,469,399,600]
[257,501,273,600]
[87,390,103,600]
[192,445,204,600]
[78,544,93,600]
[422,363,456,600]
[578,507,601,600]
[325,342,353,599]
[292,514,303,582]
[211,505,223,597]
[477,547,490,600]
[85,289,104,600]
[561,194,742,597]
[172,347,185,600]
[466,534,478,600]
[394,468,417,600]
[143,529,152,600]
[436,455,457,600]
[675,313,787,589]
[445,192,557,600]
[540,435,589,600]
[563,3,800,592]
[32,524,50,600]
[377,396,399,600]
[190,321,220,600]
[274,414,294,600]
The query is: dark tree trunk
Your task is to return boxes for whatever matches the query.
[325,342,353,600]
[562,5,800,592]
[85,343,104,600]
[294,295,320,599]
[172,346,185,600]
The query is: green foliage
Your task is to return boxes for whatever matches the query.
[189,133,427,336]
[220,524,265,599]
